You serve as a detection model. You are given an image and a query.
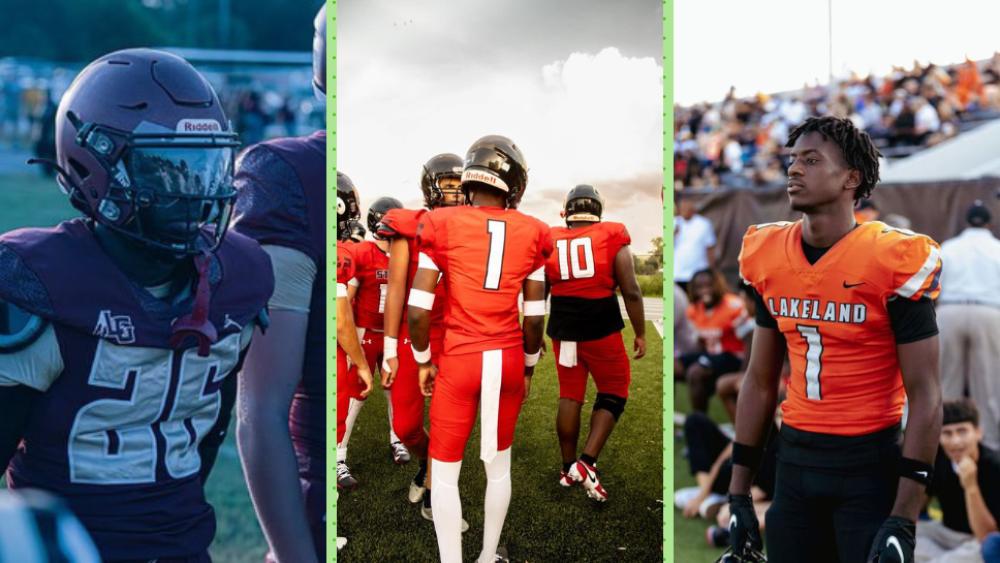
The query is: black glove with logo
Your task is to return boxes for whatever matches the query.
[727,493,763,558]
[867,516,916,563]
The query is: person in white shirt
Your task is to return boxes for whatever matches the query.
[938,201,1000,450]
[673,194,717,292]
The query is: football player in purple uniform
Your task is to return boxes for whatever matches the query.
[230,5,332,562]
[0,49,273,562]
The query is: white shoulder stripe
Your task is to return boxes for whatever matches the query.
[895,245,940,299]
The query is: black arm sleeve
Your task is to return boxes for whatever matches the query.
[0,384,40,472]
[887,296,938,345]
[751,287,779,329]
[198,349,243,484]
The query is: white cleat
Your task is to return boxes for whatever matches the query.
[559,469,580,487]
[408,472,427,503]
[420,501,469,533]
[568,460,609,502]
[391,441,411,465]
[337,537,347,550]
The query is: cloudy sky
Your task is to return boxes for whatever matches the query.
[675,0,1000,105]
[340,0,664,255]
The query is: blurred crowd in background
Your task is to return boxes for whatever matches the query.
[673,53,1000,190]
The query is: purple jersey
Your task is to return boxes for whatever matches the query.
[0,219,273,561]
[231,132,325,470]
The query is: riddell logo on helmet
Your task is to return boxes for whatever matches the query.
[462,170,509,191]
[177,119,223,133]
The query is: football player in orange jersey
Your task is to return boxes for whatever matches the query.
[544,184,646,501]
[409,135,552,563]
[726,117,943,563]
[678,268,751,413]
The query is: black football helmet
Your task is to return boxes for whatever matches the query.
[346,220,366,243]
[461,135,528,209]
[421,153,464,209]
[368,196,403,240]
[312,4,326,100]
[562,184,604,224]
[337,171,361,242]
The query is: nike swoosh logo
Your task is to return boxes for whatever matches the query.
[729,514,737,531]
[888,536,904,561]
[916,471,928,478]
[843,281,866,288]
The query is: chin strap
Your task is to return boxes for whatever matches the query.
[169,251,218,357]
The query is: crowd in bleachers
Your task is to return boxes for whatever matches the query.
[673,53,1000,191]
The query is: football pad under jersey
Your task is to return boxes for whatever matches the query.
[417,206,553,355]
[739,220,941,436]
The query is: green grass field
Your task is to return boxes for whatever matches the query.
[0,173,268,561]
[337,322,663,562]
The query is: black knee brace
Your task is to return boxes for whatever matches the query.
[593,393,627,421]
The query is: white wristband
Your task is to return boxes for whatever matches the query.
[524,350,541,367]
[408,289,435,310]
[384,336,398,359]
[412,344,431,364]
[523,300,546,316]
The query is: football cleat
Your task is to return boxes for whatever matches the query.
[559,469,579,487]
[420,500,469,533]
[715,546,768,563]
[390,441,411,465]
[491,547,510,563]
[568,460,608,502]
[408,470,427,503]
[337,461,358,490]
[336,537,347,551]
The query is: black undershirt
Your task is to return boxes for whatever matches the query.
[752,237,939,345]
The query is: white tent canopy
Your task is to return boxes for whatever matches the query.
[881,119,1000,183]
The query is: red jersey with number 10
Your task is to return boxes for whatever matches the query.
[739,220,941,436]
[545,221,630,299]
[417,206,553,355]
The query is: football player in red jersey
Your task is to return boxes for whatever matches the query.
[409,135,553,563]
[727,117,942,563]
[377,154,470,528]
[335,173,374,491]
[343,197,412,469]
[230,7,348,561]
[544,184,646,502]
[0,49,273,562]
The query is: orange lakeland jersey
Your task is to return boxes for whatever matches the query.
[739,220,941,436]
[545,221,631,298]
[687,293,748,356]
[349,241,389,330]
[417,206,553,355]
[377,208,446,340]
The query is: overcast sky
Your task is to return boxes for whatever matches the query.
[340,0,664,254]
[674,0,1000,106]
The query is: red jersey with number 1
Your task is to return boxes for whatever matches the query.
[545,221,630,299]
[739,220,941,436]
[417,206,553,355]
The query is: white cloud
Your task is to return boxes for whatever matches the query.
[340,46,663,252]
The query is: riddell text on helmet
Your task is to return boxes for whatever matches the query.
[176,119,222,133]
[462,169,509,191]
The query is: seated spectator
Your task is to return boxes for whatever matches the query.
[674,283,699,357]
[916,398,1000,562]
[672,402,782,548]
[675,269,750,412]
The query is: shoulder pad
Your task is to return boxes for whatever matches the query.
[0,299,48,353]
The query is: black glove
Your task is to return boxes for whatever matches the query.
[867,516,916,563]
[728,493,763,558]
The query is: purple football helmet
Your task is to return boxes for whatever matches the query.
[55,48,240,256]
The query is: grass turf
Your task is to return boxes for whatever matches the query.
[337,321,663,562]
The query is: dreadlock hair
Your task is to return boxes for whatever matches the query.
[688,268,729,307]
[785,116,882,201]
